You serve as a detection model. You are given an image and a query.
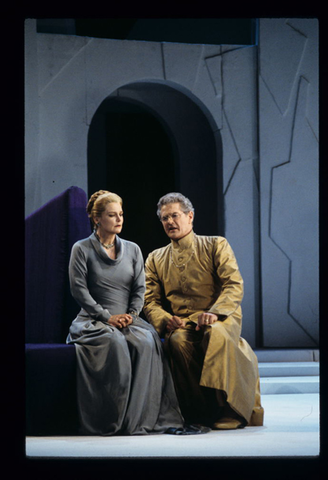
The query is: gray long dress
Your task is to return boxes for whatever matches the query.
[66,232,184,435]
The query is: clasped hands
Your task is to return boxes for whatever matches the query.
[108,314,133,329]
[166,312,218,332]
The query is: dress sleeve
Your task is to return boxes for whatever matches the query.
[69,242,111,323]
[208,237,244,319]
[144,252,172,336]
[128,245,146,316]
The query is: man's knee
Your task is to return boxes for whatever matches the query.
[167,328,187,346]
[166,327,198,358]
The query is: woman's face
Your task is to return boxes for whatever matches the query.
[95,202,123,236]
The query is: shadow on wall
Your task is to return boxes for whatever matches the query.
[88,81,223,258]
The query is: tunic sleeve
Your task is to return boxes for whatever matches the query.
[144,252,172,336]
[128,245,146,316]
[208,237,244,319]
[69,242,111,323]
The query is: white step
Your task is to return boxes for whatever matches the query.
[254,349,319,363]
[253,350,320,394]
[260,375,319,395]
[258,361,319,377]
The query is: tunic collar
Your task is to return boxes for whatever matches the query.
[171,230,195,250]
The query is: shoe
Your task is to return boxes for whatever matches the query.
[212,417,245,430]
[165,424,211,435]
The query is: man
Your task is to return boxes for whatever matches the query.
[144,193,264,429]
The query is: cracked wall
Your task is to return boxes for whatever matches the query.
[259,18,319,346]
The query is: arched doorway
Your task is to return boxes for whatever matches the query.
[88,81,223,258]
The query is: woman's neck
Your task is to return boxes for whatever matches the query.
[95,230,116,248]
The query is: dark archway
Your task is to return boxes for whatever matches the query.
[88,82,223,259]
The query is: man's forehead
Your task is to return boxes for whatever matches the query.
[161,203,182,212]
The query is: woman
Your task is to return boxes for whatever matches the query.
[66,190,201,436]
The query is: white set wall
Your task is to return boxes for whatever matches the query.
[258,19,319,346]
[24,18,319,347]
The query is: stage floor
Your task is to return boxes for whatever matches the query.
[25,393,319,458]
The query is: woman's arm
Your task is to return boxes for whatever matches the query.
[128,244,146,316]
[69,242,112,323]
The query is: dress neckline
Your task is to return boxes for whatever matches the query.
[90,232,124,264]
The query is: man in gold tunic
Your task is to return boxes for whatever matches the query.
[144,193,264,429]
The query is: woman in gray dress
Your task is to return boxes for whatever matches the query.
[66,190,187,435]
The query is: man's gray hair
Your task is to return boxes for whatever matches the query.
[157,192,195,219]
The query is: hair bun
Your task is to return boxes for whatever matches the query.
[86,190,110,216]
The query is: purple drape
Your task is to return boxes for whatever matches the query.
[25,186,91,343]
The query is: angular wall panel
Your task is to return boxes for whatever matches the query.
[259,19,319,346]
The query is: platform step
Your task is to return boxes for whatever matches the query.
[252,350,320,394]
[260,375,319,395]
[254,349,319,363]
[258,361,319,377]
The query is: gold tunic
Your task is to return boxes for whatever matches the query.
[144,231,264,426]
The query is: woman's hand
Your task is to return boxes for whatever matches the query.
[196,312,218,331]
[108,314,133,329]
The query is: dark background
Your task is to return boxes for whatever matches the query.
[37,18,258,45]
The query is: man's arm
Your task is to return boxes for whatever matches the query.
[195,237,243,330]
[144,252,173,337]
[208,237,244,319]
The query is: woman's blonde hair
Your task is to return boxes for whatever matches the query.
[87,190,123,228]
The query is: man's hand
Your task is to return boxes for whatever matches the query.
[196,312,218,331]
[166,315,186,332]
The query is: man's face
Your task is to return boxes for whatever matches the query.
[159,203,194,241]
